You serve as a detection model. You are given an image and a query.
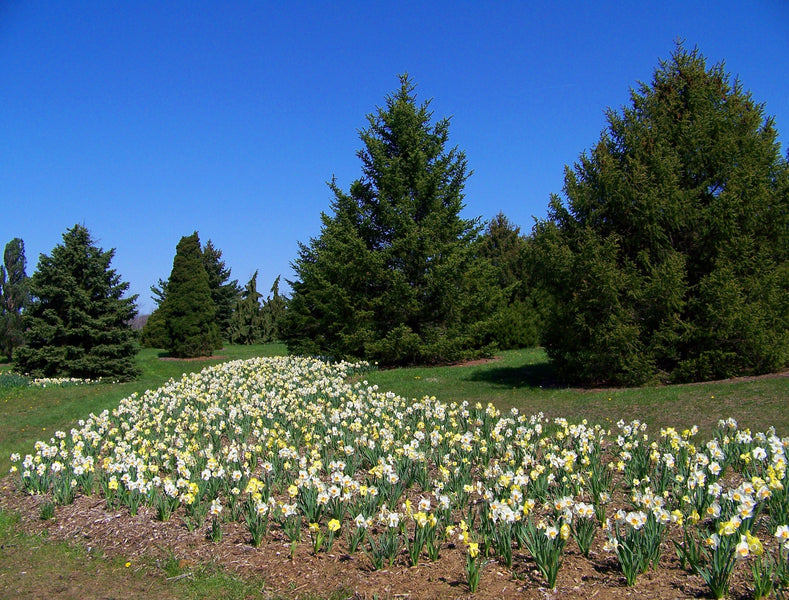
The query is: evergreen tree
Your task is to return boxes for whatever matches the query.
[0,238,29,359]
[228,271,266,344]
[202,240,240,340]
[475,214,542,349]
[13,225,139,380]
[149,277,168,308]
[159,232,220,358]
[283,75,495,364]
[143,241,238,345]
[532,45,789,385]
[480,213,527,292]
[262,275,286,342]
[138,305,169,349]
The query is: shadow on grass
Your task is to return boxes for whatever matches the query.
[467,361,564,390]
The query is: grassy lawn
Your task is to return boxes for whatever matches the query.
[364,347,789,439]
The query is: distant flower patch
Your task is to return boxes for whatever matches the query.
[29,376,102,388]
[0,373,103,389]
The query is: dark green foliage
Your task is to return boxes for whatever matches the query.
[202,240,240,340]
[0,238,29,359]
[13,225,140,381]
[475,214,543,349]
[158,232,221,358]
[139,306,169,349]
[144,240,239,345]
[221,272,286,345]
[262,275,286,342]
[532,45,789,385]
[149,277,168,308]
[228,271,266,344]
[480,213,527,291]
[283,75,497,365]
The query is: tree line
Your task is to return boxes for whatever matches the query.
[2,44,787,386]
[139,231,285,356]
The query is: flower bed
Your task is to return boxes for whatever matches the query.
[8,356,789,598]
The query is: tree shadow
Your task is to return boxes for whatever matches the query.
[467,360,565,390]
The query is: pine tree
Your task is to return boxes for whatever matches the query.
[159,232,220,358]
[0,238,29,359]
[283,75,495,364]
[532,44,789,385]
[149,277,168,308]
[261,275,286,342]
[202,240,240,340]
[13,225,140,380]
[143,240,238,346]
[228,271,265,344]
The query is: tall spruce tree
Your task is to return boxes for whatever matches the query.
[142,239,238,346]
[262,275,286,342]
[159,232,220,358]
[0,238,29,359]
[228,271,265,344]
[202,240,240,340]
[14,225,139,380]
[283,75,495,364]
[149,277,168,308]
[532,44,789,385]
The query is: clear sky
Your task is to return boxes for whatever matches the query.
[2,1,787,314]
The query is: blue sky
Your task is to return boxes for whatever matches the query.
[2,1,787,314]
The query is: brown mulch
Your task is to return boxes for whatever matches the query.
[1,482,759,600]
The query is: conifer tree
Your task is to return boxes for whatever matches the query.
[143,240,238,346]
[14,225,139,380]
[284,75,495,364]
[202,240,240,340]
[149,277,168,308]
[262,275,286,342]
[475,214,542,349]
[228,271,265,344]
[532,44,789,385]
[158,232,220,358]
[0,238,29,359]
[138,305,169,349]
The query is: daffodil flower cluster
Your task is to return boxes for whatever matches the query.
[8,357,789,596]
[29,376,103,387]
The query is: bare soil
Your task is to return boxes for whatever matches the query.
[0,485,759,600]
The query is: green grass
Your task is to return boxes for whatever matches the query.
[364,347,789,438]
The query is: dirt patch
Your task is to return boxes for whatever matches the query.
[0,483,758,600]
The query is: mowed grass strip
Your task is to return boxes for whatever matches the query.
[364,348,789,439]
